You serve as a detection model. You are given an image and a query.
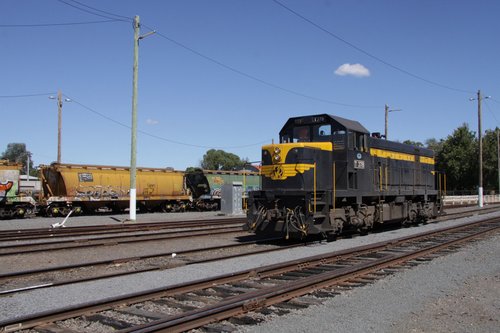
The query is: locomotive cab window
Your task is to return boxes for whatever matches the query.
[293,126,311,142]
[313,124,331,142]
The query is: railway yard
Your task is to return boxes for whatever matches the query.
[3,1,500,331]
[0,206,498,332]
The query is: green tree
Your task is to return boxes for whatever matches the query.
[200,149,247,170]
[1,143,35,176]
[402,140,424,147]
[425,138,444,153]
[436,124,477,192]
[482,128,499,193]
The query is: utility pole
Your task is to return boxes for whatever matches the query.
[26,154,30,182]
[384,104,401,140]
[478,90,483,207]
[49,90,70,163]
[129,16,155,222]
[470,90,490,207]
[385,104,388,139]
[130,15,140,222]
[57,90,62,163]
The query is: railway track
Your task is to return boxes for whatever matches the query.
[2,216,498,332]
[0,235,294,296]
[1,205,496,256]
[1,206,497,297]
[0,217,246,242]
[0,221,246,256]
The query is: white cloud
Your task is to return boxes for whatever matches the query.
[146,118,159,125]
[334,63,371,77]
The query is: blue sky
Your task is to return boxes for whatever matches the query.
[1,0,499,170]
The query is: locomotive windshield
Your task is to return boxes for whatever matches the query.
[281,123,346,149]
[281,124,332,143]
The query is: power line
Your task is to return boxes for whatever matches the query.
[61,0,134,22]
[271,0,474,95]
[484,100,499,126]
[490,98,500,105]
[0,20,121,28]
[65,94,270,149]
[50,0,382,109]
[143,25,380,109]
[0,92,56,98]
[55,0,130,22]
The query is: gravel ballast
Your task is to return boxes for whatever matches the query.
[243,234,500,333]
[0,209,499,328]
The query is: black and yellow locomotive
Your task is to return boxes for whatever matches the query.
[245,114,440,239]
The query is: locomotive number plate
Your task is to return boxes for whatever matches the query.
[354,160,365,169]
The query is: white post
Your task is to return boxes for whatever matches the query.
[129,188,137,220]
[478,187,484,208]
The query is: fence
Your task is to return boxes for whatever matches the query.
[442,195,500,206]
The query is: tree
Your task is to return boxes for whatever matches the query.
[1,143,35,176]
[425,138,444,153]
[402,140,424,147]
[482,128,499,193]
[436,124,477,192]
[200,149,247,170]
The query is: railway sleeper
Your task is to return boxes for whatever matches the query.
[150,298,198,312]
[116,307,165,320]
[228,315,265,326]
[34,323,81,333]
[210,284,249,296]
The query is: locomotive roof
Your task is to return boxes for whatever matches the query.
[329,114,369,134]
[280,114,369,134]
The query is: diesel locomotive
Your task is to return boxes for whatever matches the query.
[245,114,441,239]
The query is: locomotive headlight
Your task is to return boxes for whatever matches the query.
[273,154,281,162]
[274,147,281,154]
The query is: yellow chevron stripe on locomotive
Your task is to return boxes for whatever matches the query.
[261,163,315,180]
[261,142,332,180]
